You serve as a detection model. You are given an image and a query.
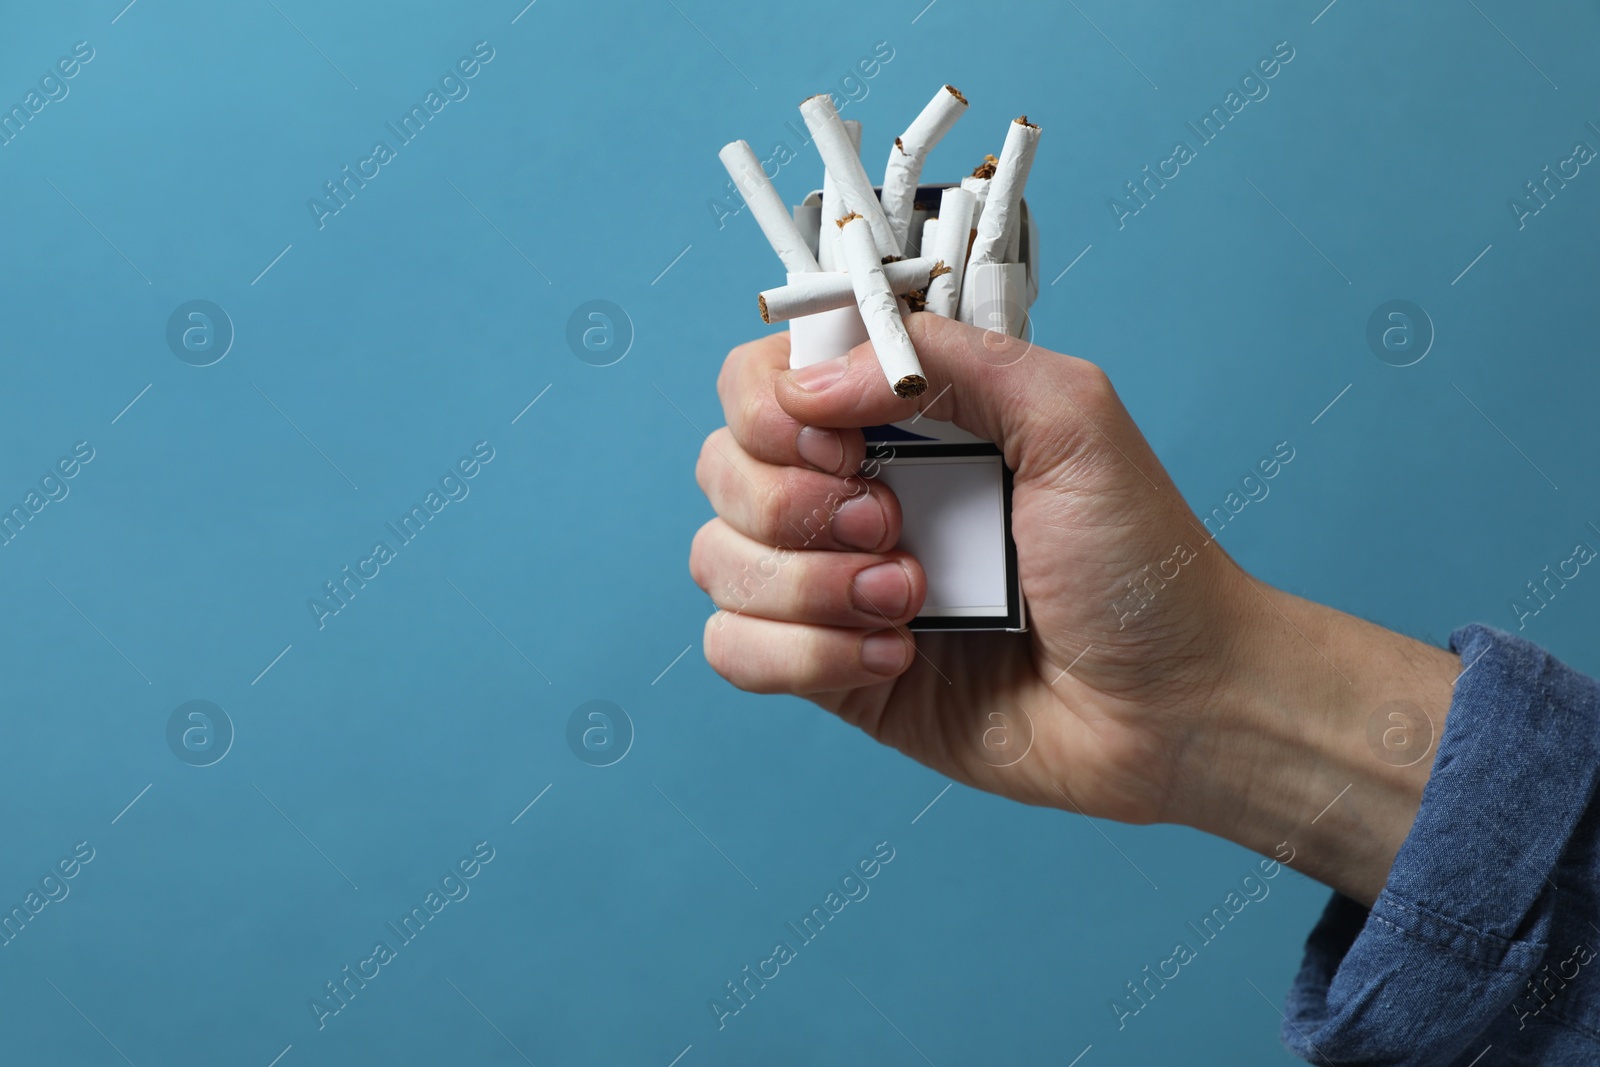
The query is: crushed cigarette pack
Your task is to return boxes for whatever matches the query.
[789,183,1037,632]
[721,91,1042,632]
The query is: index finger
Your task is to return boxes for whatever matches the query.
[716,331,867,477]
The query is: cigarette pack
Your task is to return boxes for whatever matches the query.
[789,183,1038,632]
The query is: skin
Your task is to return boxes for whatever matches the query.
[690,314,1459,907]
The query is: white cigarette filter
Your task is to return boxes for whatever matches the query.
[759,258,944,324]
[923,186,978,318]
[966,117,1040,270]
[838,214,928,399]
[881,85,968,254]
[818,119,862,271]
[718,140,820,274]
[800,95,898,258]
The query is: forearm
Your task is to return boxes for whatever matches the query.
[1179,579,1461,906]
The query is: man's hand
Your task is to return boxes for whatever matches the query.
[690,313,1458,905]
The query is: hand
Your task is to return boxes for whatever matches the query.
[691,314,1458,904]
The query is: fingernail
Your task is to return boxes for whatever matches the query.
[861,631,912,675]
[831,493,888,550]
[795,426,844,473]
[789,355,849,393]
[851,562,910,618]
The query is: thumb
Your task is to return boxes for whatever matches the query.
[774,312,1108,474]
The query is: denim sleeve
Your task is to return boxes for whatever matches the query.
[1281,624,1600,1066]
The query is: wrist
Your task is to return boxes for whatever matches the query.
[1173,578,1459,905]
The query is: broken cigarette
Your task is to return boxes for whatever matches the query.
[818,119,863,271]
[966,117,1040,271]
[923,186,977,318]
[838,213,927,399]
[758,257,945,324]
[881,85,968,254]
[718,140,820,274]
[800,95,898,258]
[960,119,1039,324]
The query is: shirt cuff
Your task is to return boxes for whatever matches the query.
[1280,624,1600,1066]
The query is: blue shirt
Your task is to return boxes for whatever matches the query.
[1283,624,1600,1065]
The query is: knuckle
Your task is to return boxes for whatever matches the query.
[694,432,719,492]
[735,383,771,448]
[1071,359,1116,411]
[696,428,735,498]
[702,614,737,682]
[716,345,744,405]
[687,520,721,593]
[758,468,799,542]
[702,613,765,692]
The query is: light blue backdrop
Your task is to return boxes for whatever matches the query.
[2,1,1597,1064]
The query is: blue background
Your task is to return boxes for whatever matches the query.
[2,1,1598,1064]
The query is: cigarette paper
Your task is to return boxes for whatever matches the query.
[960,175,990,208]
[966,117,1040,271]
[758,258,944,324]
[1003,208,1022,264]
[792,202,822,261]
[960,174,989,247]
[800,95,898,258]
[881,85,968,254]
[718,140,820,274]
[920,218,939,261]
[838,213,927,399]
[923,186,977,318]
[818,119,862,271]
